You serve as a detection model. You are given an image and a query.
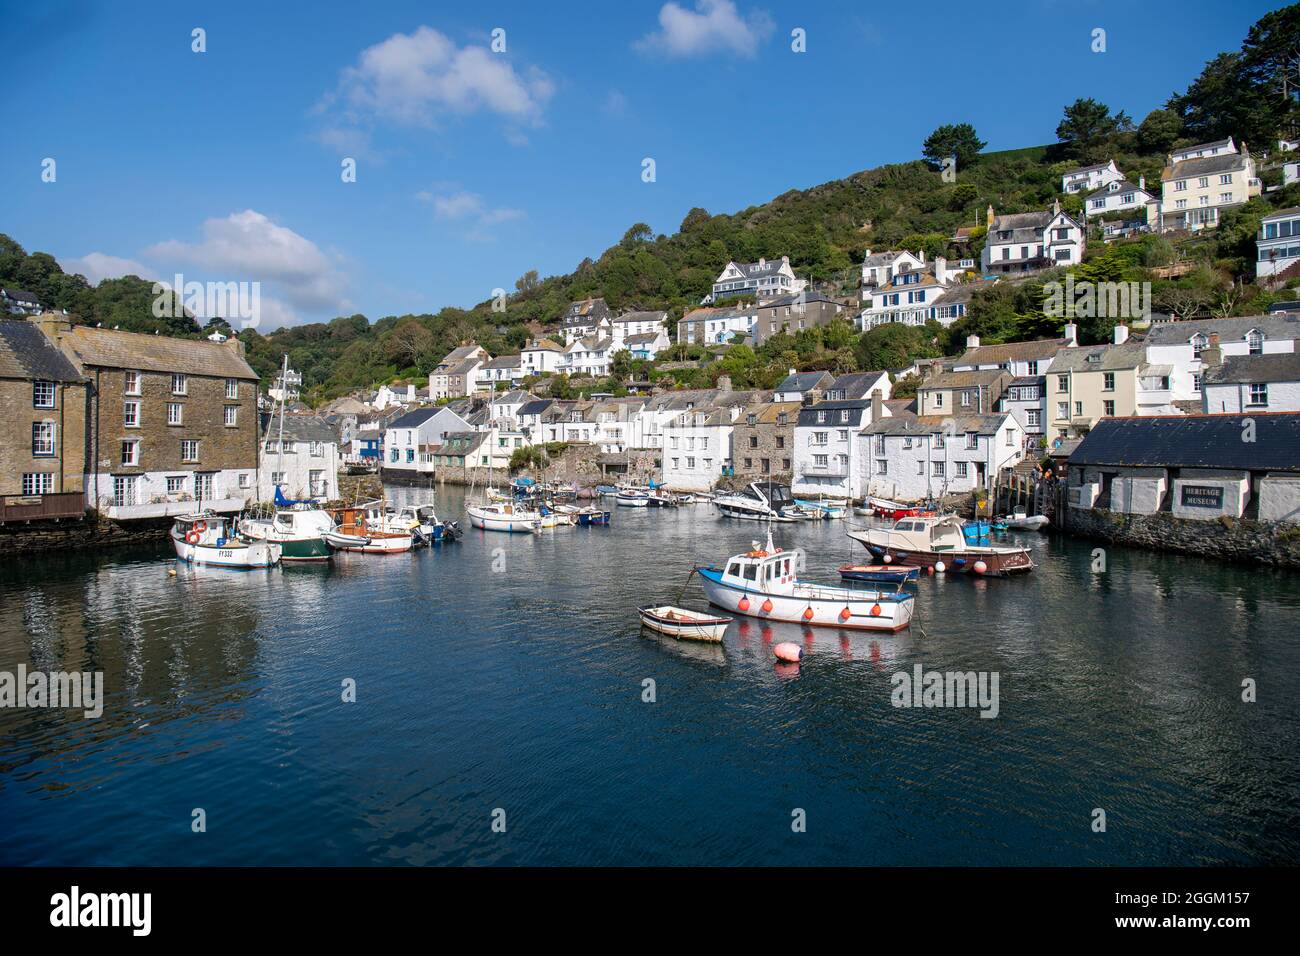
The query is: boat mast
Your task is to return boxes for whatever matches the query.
[275,353,288,504]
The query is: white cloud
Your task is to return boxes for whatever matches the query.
[319,25,554,145]
[146,210,349,321]
[604,89,629,115]
[636,0,774,58]
[418,189,524,241]
[58,252,156,286]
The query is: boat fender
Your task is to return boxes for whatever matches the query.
[926,566,935,576]
[882,554,892,564]
[870,604,882,617]
[973,560,988,575]
[738,596,750,612]
[935,561,946,574]
[774,642,802,663]
[839,606,851,622]
[802,606,814,622]
[954,558,966,566]
[761,598,774,614]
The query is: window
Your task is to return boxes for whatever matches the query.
[814,454,828,467]
[31,421,55,456]
[1220,174,1232,185]
[776,436,784,448]
[955,461,968,478]
[933,432,945,449]
[1027,361,1038,376]
[1074,401,1083,416]
[960,391,971,407]
[112,475,138,507]
[813,431,828,445]
[932,461,945,477]
[310,470,327,496]
[1192,373,1202,393]
[877,459,888,474]
[1249,383,1268,407]
[761,458,771,474]
[916,461,924,475]
[166,475,186,495]
[838,429,850,442]
[123,400,140,427]
[1198,176,1209,189]
[1057,402,1069,420]
[1057,375,1068,392]
[121,440,139,466]
[310,441,324,457]
[224,406,239,428]
[743,457,753,469]
[167,402,183,425]
[1103,372,1115,391]
[1219,193,1233,204]
[1174,180,1187,192]
[700,437,709,451]
[934,392,944,408]
[1247,331,1263,355]
[1191,334,1207,358]
[22,472,54,495]
[1026,409,1040,427]
[194,473,214,500]
[686,457,695,469]
[225,378,238,399]
[181,439,199,462]
[1103,401,1115,416]
[965,432,978,449]
[171,373,187,395]
[1175,199,1187,210]
[816,410,827,423]
[124,370,141,395]
[749,435,758,448]
[32,381,55,408]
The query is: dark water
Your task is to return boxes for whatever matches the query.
[2,485,1298,866]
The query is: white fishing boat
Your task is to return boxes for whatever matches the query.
[466,501,542,533]
[616,488,650,507]
[1002,511,1050,531]
[712,481,796,522]
[239,502,333,562]
[171,513,280,568]
[637,605,732,642]
[697,531,913,631]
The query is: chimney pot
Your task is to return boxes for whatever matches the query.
[1113,323,1130,345]
[1064,322,1079,346]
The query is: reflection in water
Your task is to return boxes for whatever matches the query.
[1,483,1298,866]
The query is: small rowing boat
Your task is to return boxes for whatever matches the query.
[1002,512,1050,530]
[637,605,732,642]
[838,564,920,585]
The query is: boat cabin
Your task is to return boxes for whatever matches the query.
[745,481,795,510]
[172,513,234,546]
[720,545,806,596]
[878,514,969,551]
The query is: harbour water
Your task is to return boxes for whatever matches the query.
[2,485,1298,866]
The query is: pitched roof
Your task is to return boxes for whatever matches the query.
[919,368,1010,389]
[1063,160,1116,177]
[1046,343,1146,372]
[1143,314,1300,346]
[265,414,338,443]
[562,297,613,326]
[624,331,663,345]
[1084,179,1152,200]
[1204,353,1300,385]
[775,370,833,393]
[1164,152,1250,179]
[825,370,889,398]
[797,398,873,427]
[864,413,1008,436]
[1069,414,1300,471]
[481,355,521,369]
[1261,206,1300,221]
[61,324,259,379]
[517,399,553,416]
[0,319,83,382]
[612,310,666,324]
[387,407,440,429]
[956,337,1070,367]
[1,288,42,305]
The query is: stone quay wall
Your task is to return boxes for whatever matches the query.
[1063,506,1300,568]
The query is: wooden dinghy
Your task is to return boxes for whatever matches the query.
[637,605,732,642]
[838,564,920,584]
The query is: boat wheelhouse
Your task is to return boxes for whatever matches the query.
[697,533,913,632]
[240,503,333,562]
[848,514,1033,577]
[713,481,797,522]
[329,502,414,552]
[170,513,280,568]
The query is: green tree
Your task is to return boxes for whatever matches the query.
[921,123,987,171]
[1056,98,1132,161]
[1136,108,1184,154]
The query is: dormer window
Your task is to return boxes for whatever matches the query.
[1247,330,1263,354]
[1191,333,1207,357]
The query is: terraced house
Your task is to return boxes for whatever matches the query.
[0,318,88,523]
[1159,137,1260,233]
[34,314,260,518]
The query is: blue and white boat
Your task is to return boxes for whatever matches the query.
[697,532,914,632]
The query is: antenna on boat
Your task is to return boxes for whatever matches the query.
[764,527,775,554]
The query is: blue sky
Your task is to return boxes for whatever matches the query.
[0,0,1286,330]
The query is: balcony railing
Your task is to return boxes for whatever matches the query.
[0,491,86,523]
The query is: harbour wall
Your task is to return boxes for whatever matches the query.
[1062,506,1300,568]
[0,513,173,558]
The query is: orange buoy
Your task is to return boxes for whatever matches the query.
[738,595,750,612]
[870,604,882,616]
[761,598,774,613]
[839,606,851,622]
[973,560,988,574]
[926,565,935,576]
[802,606,814,622]
[774,642,802,663]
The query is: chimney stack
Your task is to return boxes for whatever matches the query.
[1113,323,1129,345]
[716,374,732,392]
[966,334,980,350]
[986,204,995,228]
[1064,322,1079,347]
[935,255,947,281]
[1201,333,1223,369]
[871,388,883,422]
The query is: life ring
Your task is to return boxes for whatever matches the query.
[185,530,201,545]
[193,520,207,534]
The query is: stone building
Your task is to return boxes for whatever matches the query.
[0,318,88,522]
[731,401,800,483]
[35,314,261,518]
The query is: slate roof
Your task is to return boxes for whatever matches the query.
[1046,343,1146,372]
[266,415,338,443]
[864,413,1007,436]
[517,399,553,416]
[562,297,613,326]
[0,319,83,382]
[1261,206,1300,221]
[919,368,1011,389]
[825,370,889,399]
[758,293,842,311]
[387,407,440,429]
[776,371,833,394]
[1069,414,1300,471]
[1204,353,1300,385]
[1063,160,1116,177]
[61,324,259,379]
[1144,314,1300,346]
[797,398,873,427]
[1084,180,1152,201]
[482,355,521,369]
[624,331,663,345]
[612,310,666,324]
[1,288,42,306]
[1164,152,1250,179]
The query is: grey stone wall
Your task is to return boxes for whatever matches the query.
[1064,506,1300,568]
[0,514,171,557]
